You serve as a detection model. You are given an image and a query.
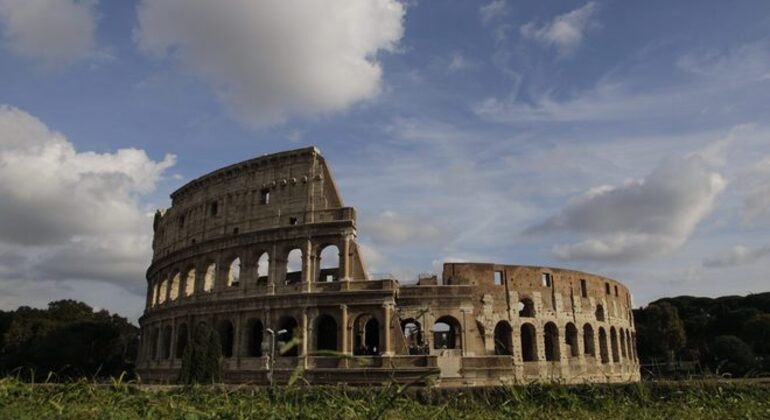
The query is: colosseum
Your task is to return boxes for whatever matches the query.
[137,147,640,386]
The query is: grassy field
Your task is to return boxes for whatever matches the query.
[1,377,769,419]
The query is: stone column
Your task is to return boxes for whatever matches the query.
[301,308,309,369]
[268,244,278,295]
[340,304,349,355]
[383,303,393,356]
[339,234,351,280]
[302,239,313,292]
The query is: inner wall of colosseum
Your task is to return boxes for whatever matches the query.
[137,147,640,386]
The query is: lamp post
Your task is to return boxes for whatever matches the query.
[265,328,287,387]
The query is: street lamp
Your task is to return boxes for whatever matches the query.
[265,328,287,387]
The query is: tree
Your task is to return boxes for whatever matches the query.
[178,322,222,384]
[636,302,686,364]
[710,335,755,375]
[744,314,770,355]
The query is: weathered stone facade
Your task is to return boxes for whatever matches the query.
[137,147,640,386]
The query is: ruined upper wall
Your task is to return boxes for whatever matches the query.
[151,147,351,260]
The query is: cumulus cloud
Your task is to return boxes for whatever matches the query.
[0,0,97,67]
[526,153,727,261]
[0,105,174,291]
[135,0,405,127]
[520,2,599,57]
[361,210,442,245]
[703,244,770,268]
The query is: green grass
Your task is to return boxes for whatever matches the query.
[1,377,769,419]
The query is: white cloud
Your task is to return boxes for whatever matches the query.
[526,152,727,262]
[742,156,770,223]
[0,0,97,67]
[135,0,405,127]
[703,244,770,268]
[520,2,599,57]
[361,210,442,245]
[0,105,174,291]
[479,0,507,25]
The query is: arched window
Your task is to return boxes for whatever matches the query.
[583,323,596,357]
[401,319,425,354]
[227,258,241,287]
[184,269,196,297]
[203,263,216,292]
[544,322,560,362]
[494,321,513,355]
[319,245,340,282]
[277,316,299,357]
[217,320,235,358]
[286,249,303,284]
[518,298,535,318]
[432,316,461,350]
[565,322,579,358]
[257,252,269,285]
[353,314,380,355]
[595,304,605,322]
[521,323,537,362]
[169,273,180,301]
[161,325,172,359]
[610,327,619,363]
[598,327,609,364]
[158,279,168,304]
[175,323,188,359]
[246,319,263,357]
[315,314,338,351]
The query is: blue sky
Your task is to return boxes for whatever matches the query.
[1,0,769,321]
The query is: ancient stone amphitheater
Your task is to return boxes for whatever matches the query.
[137,147,640,386]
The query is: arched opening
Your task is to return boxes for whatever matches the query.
[217,320,235,358]
[203,263,216,292]
[521,323,537,361]
[227,257,241,287]
[595,304,605,322]
[518,298,535,318]
[353,314,380,355]
[169,273,180,301]
[544,322,560,361]
[432,316,461,350]
[246,319,263,357]
[494,321,513,355]
[319,245,340,282]
[161,325,172,359]
[285,249,303,284]
[598,327,609,364]
[158,279,168,304]
[257,252,269,285]
[175,323,188,359]
[583,323,596,357]
[277,316,299,357]
[610,327,619,363]
[565,322,579,358]
[315,314,338,351]
[401,319,425,354]
[184,269,195,297]
[620,328,627,359]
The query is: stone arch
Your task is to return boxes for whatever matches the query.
[217,319,235,358]
[598,327,609,364]
[400,318,425,354]
[318,244,340,282]
[520,323,537,362]
[315,314,338,352]
[277,316,299,357]
[227,257,241,287]
[432,315,461,350]
[583,323,596,357]
[518,297,535,318]
[610,327,619,363]
[203,262,216,292]
[285,248,303,284]
[565,322,579,358]
[256,252,269,285]
[175,323,189,359]
[353,314,380,355]
[620,328,627,359]
[184,268,196,297]
[494,321,513,355]
[246,318,263,357]
[169,272,180,301]
[595,304,605,322]
[161,325,172,359]
[544,322,560,362]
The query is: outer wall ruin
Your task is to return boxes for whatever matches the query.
[137,147,641,386]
